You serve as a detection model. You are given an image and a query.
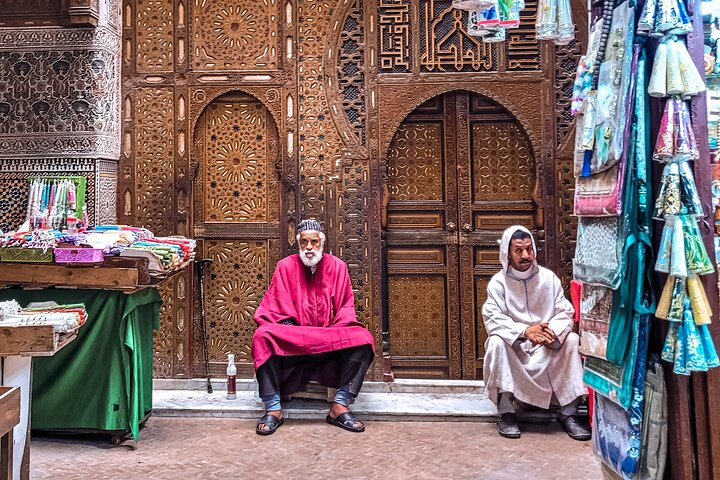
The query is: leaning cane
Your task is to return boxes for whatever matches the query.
[196,258,213,393]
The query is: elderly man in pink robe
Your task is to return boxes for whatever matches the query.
[482,226,590,441]
[252,219,375,435]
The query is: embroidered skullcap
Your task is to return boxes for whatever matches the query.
[296,219,323,233]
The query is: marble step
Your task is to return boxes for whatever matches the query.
[152,389,499,422]
[154,378,486,395]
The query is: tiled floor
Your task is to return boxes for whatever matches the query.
[30,417,601,479]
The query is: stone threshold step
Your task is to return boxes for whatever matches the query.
[153,378,486,395]
[152,388,573,423]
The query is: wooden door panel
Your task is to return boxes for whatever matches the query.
[388,276,448,357]
[385,91,537,379]
[194,93,282,377]
[458,95,538,378]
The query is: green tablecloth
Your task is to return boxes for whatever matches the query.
[0,288,161,439]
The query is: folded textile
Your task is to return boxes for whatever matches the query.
[579,283,614,359]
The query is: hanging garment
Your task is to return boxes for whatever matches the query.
[574,162,625,216]
[639,360,668,480]
[591,1,636,174]
[579,283,614,359]
[574,216,625,288]
[591,313,650,479]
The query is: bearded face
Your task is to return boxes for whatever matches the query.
[298,230,324,268]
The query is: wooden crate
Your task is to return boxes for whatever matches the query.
[0,325,78,357]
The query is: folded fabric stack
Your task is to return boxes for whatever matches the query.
[0,225,196,277]
[0,301,87,333]
[119,236,196,276]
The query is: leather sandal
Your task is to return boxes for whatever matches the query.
[326,412,365,432]
[256,413,284,436]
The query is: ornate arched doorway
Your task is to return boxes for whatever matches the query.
[192,91,285,377]
[384,91,537,380]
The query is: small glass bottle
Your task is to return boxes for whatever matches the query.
[226,353,237,400]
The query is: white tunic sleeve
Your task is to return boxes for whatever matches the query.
[482,279,528,346]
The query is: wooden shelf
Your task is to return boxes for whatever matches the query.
[0,257,185,293]
[0,325,78,357]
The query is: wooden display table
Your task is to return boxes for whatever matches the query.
[0,257,153,293]
[0,386,20,480]
[0,323,78,480]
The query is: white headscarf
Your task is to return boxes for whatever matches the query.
[498,225,539,280]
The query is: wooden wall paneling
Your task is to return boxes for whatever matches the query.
[366,0,386,380]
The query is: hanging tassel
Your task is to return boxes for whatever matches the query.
[674,99,700,161]
[654,163,682,217]
[666,38,685,96]
[653,98,675,160]
[681,215,715,275]
[649,40,668,97]
[637,0,657,36]
[677,161,704,216]
[687,274,713,325]
[674,37,706,98]
[555,0,574,45]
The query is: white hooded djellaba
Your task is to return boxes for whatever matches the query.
[482,226,586,410]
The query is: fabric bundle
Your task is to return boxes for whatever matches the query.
[0,302,87,333]
[536,0,574,45]
[636,0,692,37]
[648,36,706,99]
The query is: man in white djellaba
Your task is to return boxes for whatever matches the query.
[482,225,591,441]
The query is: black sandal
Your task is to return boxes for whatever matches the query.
[256,413,284,435]
[326,412,365,432]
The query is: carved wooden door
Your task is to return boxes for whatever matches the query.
[385,91,536,380]
[194,92,284,377]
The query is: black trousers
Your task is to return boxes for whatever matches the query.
[257,344,374,398]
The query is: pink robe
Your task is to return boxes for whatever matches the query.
[251,254,375,370]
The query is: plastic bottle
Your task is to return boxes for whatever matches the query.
[226,353,237,400]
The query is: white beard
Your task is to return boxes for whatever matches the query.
[299,250,323,269]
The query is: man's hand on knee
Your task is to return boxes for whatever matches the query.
[524,323,556,346]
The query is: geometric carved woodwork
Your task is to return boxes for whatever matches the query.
[0,0,584,382]
[378,0,540,73]
[116,0,581,380]
[387,123,444,201]
[201,240,269,374]
[388,275,447,357]
[135,87,175,235]
[191,0,279,71]
[190,94,281,376]
[472,123,535,202]
[136,0,174,72]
